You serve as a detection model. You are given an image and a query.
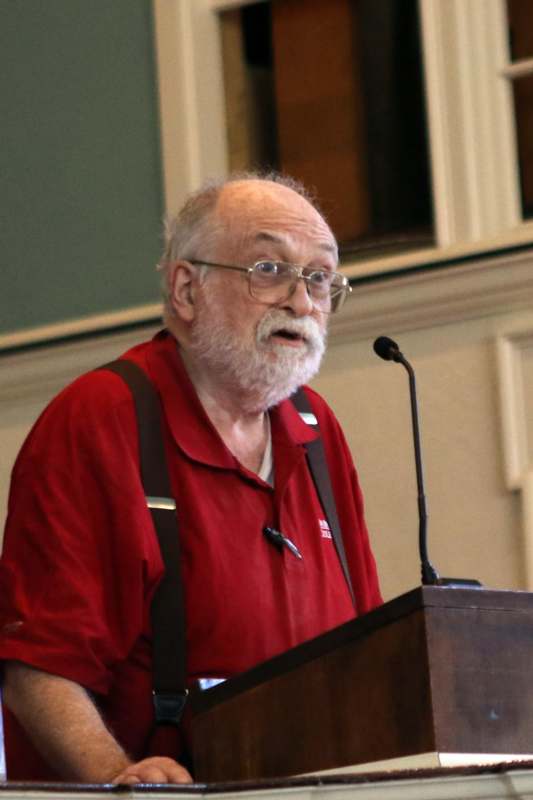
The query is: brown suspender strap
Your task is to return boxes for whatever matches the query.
[292,387,357,611]
[100,360,188,726]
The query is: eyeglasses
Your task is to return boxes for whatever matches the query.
[188,259,351,314]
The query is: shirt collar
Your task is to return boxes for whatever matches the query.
[144,330,319,468]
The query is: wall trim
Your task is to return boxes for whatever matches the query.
[2,249,533,403]
[0,304,162,355]
[0,327,160,410]
[330,247,533,342]
[3,246,533,356]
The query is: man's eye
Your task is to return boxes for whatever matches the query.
[310,270,332,286]
[255,261,279,276]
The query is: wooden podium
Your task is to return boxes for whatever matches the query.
[190,586,533,782]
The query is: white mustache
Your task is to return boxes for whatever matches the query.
[256,310,325,352]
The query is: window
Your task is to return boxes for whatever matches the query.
[506,0,533,219]
[220,1,433,258]
[153,0,533,277]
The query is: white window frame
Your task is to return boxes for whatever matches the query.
[152,0,533,271]
[420,0,520,246]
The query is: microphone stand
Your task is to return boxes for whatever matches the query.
[395,353,439,584]
[375,336,482,588]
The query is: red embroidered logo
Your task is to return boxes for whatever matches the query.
[318,519,332,539]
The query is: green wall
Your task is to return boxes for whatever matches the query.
[1,0,164,337]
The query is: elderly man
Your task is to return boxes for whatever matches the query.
[0,174,381,784]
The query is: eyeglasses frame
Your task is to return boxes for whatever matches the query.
[187,259,352,314]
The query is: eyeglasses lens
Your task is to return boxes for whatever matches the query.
[250,262,344,313]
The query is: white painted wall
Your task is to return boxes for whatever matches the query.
[315,314,523,600]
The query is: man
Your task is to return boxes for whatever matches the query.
[0,174,381,784]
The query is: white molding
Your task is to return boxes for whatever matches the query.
[419,0,521,247]
[4,250,532,405]
[496,319,533,589]
[330,247,533,342]
[152,0,228,217]
[522,472,533,591]
[3,248,533,370]
[0,304,162,352]
[4,244,532,353]
[342,223,533,281]
[496,330,532,490]
[3,247,533,357]
[0,327,160,410]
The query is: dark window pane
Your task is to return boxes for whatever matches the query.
[221,5,278,174]
[354,0,433,246]
[507,0,533,219]
[512,74,533,219]
[507,0,533,60]
[220,0,433,254]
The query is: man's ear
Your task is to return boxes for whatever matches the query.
[169,261,200,323]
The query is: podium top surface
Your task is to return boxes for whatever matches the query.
[4,759,533,795]
[191,585,533,714]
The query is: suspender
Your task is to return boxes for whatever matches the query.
[100,360,356,727]
[101,361,188,726]
[292,388,356,610]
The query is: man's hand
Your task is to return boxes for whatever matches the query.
[113,756,192,785]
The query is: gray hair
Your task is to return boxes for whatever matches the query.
[157,171,325,318]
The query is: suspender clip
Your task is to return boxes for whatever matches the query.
[153,690,189,726]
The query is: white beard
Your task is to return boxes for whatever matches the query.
[189,300,326,412]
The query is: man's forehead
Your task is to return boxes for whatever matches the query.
[215,181,337,256]
[253,230,337,257]
[217,180,324,228]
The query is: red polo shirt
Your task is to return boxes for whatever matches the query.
[0,330,381,780]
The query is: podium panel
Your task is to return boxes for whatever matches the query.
[191,587,533,782]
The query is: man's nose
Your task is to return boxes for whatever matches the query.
[281,276,314,316]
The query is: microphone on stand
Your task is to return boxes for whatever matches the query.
[373,336,481,588]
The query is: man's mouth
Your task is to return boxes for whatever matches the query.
[270,328,307,346]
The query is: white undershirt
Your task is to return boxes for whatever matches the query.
[257,414,274,486]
